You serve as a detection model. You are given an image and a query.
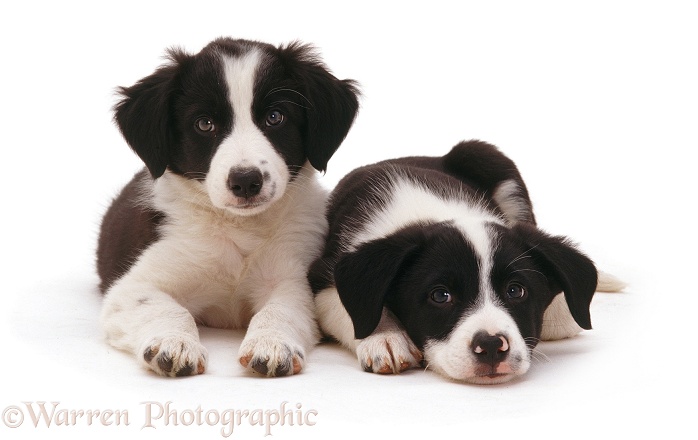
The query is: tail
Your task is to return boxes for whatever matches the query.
[596,271,627,292]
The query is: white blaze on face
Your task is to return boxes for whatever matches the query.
[205,50,290,215]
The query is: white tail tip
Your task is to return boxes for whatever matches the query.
[597,271,627,292]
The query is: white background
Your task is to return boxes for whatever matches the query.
[1,1,696,438]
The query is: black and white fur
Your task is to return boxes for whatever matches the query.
[97,38,359,377]
[309,140,612,384]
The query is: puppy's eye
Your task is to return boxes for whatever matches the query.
[265,110,285,127]
[429,287,452,304]
[195,117,215,133]
[506,283,527,300]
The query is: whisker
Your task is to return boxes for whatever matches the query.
[267,100,310,109]
[263,87,313,107]
[505,245,540,269]
[524,338,540,348]
[529,349,550,363]
[183,172,207,180]
[510,268,547,280]
[524,336,540,342]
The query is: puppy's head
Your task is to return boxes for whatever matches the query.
[335,221,597,384]
[113,38,359,215]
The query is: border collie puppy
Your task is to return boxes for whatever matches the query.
[97,38,359,377]
[309,140,614,384]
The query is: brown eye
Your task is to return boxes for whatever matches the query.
[506,283,527,300]
[429,286,452,304]
[195,117,215,132]
[265,110,284,127]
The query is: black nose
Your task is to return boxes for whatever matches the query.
[228,168,263,198]
[471,331,509,365]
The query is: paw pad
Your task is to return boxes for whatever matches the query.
[141,338,207,377]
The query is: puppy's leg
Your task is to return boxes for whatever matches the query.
[101,279,207,378]
[540,293,584,341]
[542,272,625,341]
[238,276,320,377]
[356,309,424,374]
[315,287,422,374]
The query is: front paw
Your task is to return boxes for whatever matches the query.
[141,336,208,377]
[357,330,423,374]
[238,333,305,377]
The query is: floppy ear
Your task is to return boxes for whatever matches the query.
[279,42,360,172]
[113,49,189,178]
[514,224,598,329]
[334,234,421,339]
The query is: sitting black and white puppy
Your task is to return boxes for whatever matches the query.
[309,140,605,384]
[97,38,359,377]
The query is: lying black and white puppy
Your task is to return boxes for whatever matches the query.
[309,140,605,384]
[97,38,359,377]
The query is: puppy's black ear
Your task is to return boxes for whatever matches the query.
[279,42,360,172]
[113,49,189,178]
[514,224,598,329]
[334,234,420,339]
